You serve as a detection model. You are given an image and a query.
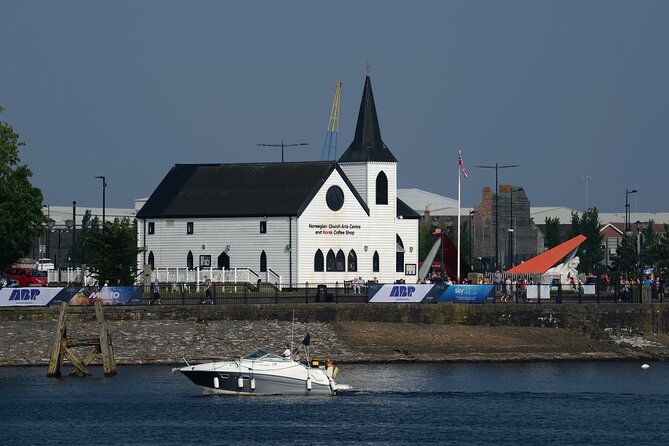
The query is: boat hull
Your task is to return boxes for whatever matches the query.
[178,362,337,396]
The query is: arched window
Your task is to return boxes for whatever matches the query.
[373,251,380,272]
[326,249,336,272]
[148,251,154,270]
[260,251,267,272]
[186,251,193,270]
[396,234,405,273]
[218,252,230,270]
[376,171,388,205]
[336,250,345,272]
[348,250,357,272]
[314,249,324,272]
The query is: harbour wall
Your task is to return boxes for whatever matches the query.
[2,303,667,334]
[1,303,668,366]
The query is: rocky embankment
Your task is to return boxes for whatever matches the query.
[1,303,669,366]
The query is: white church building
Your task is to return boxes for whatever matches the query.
[136,76,419,287]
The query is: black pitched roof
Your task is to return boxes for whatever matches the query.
[338,76,398,163]
[137,161,370,219]
[397,198,421,219]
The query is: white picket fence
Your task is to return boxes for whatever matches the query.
[47,266,280,288]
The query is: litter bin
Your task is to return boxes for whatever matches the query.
[641,286,652,304]
[316,284,327,303]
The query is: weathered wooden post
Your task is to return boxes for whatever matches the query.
[46,301,116,377]
[47,302,68,377]
[95,301,117,376]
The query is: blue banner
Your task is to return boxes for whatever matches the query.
[50,286,144,306]
[439,284,495,303]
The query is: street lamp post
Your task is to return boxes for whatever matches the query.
[508,188,523,268]
[475,163,520,271]
[469,210,476,268]
[583,176,592,210]
[47,218,55,260]
[72,201,76,268]
[95,176,107,232]
[625,188,638,233]
[636,221,644,282]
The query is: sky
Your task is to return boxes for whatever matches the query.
[1,1,667,213]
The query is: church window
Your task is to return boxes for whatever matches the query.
[326,185,345,211]
[314,250,324,272]
[260,251,267,272]
[348,250,357,272]
[376,171,388,205]
[336,249,345,272]
[326,249,336,272]
[396,234,405,273]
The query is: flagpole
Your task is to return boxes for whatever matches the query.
[457,152,461,283]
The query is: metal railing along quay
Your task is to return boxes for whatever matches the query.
[35,281,666,307]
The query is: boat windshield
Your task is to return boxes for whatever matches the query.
[241,349,287,361]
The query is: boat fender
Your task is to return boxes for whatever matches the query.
[250,378,256,390]
[306,377,312,391]
[329,379,336,395]
[213,377,220,389]
[237,377,244,388]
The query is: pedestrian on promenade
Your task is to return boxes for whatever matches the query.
[658,277,665,301]
[204,278,213,304]
[150,279,162,305]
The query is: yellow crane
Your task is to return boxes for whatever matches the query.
[321,81,341,160]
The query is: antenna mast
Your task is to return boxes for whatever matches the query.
[257,141,309,163]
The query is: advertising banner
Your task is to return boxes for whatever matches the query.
[66,286,144,306]
[439,284,495,303]
[0,287,65,306]
[368,284,446,303]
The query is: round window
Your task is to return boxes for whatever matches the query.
[326,185,344,211]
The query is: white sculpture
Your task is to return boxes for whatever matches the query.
[543,256,580,284]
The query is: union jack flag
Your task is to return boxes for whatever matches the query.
[458,149,468,179]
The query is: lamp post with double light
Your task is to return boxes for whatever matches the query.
[476,163,520,271]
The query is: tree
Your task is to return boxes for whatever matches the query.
[652,224,669,278]
[611,234,638,278]
[570,208,603,274]
[0,107,46,268]
[77,210,101,266]
[84,217,141,285]
[544,216,561,249]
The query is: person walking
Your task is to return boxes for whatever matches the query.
[150,279,162,305]
[204,278,213,304]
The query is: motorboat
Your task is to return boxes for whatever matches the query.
[175,348,348,396]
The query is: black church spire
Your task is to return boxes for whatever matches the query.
[338,76,397,163]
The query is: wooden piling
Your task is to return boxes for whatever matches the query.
[95,301,116,376]
[47,302,68,377]
[46,300,117,377]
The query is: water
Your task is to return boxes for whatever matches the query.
[2,362,668,445]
